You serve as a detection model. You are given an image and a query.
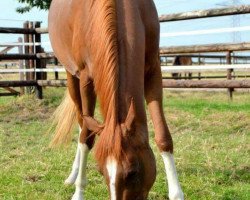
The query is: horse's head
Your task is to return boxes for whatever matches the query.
[102,144,156,200]
[84,101,156,200]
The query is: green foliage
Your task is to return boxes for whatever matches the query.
[16,0,52,13]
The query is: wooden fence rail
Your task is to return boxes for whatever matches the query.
[160,42,250,54]
[0,27,48,34]
[1,80,250,89]
[1,42,250,61]
[0,80,37,87]
[162,54,250,59]
[0,52,54,60]
[162,80,250,88]
[159,5,250,22]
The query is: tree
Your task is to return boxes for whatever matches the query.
[16,0,52,13]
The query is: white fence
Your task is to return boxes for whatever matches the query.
[1,64,250,74]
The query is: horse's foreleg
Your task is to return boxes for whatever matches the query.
[145,65,184,200]
[73,70,96,200]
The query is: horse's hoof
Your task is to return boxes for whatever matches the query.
[64,173,78,185]
[71,192,84,200]
[169,190,184,200]
[64,179,74,185]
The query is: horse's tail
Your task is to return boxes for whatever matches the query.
[49,90,77,147]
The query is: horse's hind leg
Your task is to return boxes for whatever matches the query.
[145,61,184,200]
[64,125,82,185]
[64,72,83,185]
[65,71,96,200]
[72,70,96,200]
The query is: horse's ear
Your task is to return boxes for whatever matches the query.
[82,116,104,134]
[124,98,135,131]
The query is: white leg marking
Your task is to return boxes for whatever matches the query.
[65,144,80,185]
[71,143,89,200]
[65,126,82,185]
[161,152,184,200]
[106,157,117,200]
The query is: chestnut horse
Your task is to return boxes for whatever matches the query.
[49,0,183,199]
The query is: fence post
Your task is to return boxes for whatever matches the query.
[18,37,25,95]
[29,21,35,81]
[54,58,59,80]
[226,51,233,100]
[35,21,43,99]
[198,56,201,80]
[23,21,31,94]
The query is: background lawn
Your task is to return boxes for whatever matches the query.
[0,88,249,200]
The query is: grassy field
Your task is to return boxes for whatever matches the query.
[0,88,249,200]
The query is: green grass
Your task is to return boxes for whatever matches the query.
[0,88,249,200]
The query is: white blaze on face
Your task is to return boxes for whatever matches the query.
[106,157,118,200]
